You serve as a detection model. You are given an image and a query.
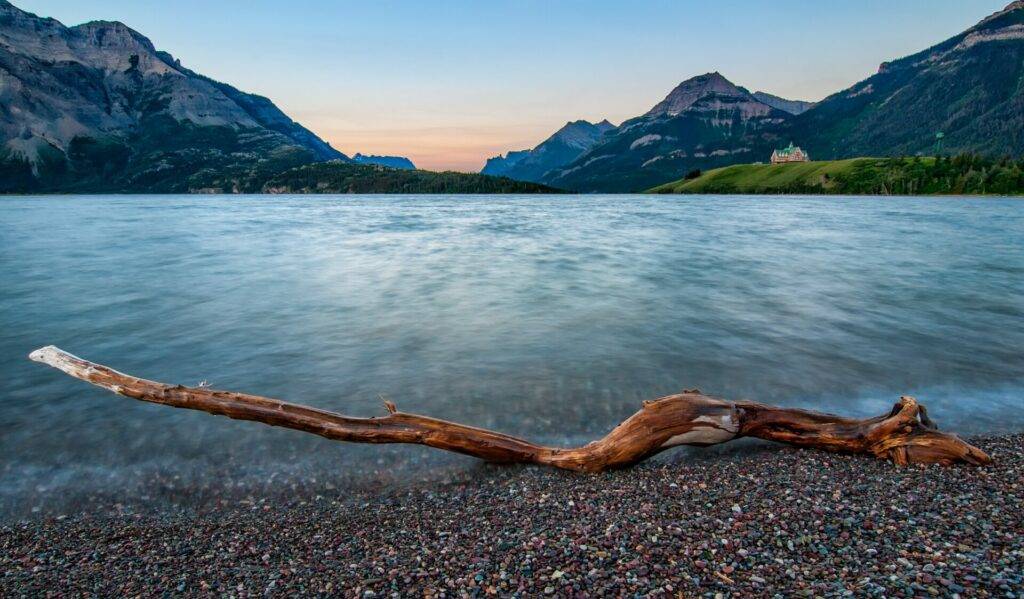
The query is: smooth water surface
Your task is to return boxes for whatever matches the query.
[2,195,1022,515]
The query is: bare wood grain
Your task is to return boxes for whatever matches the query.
[29,346,991,471]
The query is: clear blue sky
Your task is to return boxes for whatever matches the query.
[16,0,1009,170]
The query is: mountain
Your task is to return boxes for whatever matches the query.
[542,73,790,192]
[481,119,615,183]
[538,2,1024,193]
[263,161,563,194]
[482,150,530,177]
[642,72,750,118]
[782,1,1024,160]
[352,153,416,170]
[6,0,1021,195]
[752,91,814,115]
[0,0,347,193]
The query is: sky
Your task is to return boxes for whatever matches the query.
[17,0,1010,171]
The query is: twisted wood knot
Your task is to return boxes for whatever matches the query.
[27,346,994,470]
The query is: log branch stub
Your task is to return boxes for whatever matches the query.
[28,346,992,471]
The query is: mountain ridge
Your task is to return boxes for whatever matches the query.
[779,0,1024,162]
[643,72,749,118]
[527,1,1024,192]
[751,91,814,115]
[480,118,615,183]
[540,72,789,192]
[0,0,347,192]
[3,0,1022,194]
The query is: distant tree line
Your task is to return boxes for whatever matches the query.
[658,154,1024,196]
[262,162,563,194]
[833,154,1024,196]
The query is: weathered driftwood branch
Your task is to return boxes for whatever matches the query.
[28,346,991,470]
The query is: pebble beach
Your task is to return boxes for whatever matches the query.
[2,435,1022,597]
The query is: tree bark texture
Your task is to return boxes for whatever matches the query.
[29,346,991,471]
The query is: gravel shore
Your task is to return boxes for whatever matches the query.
[2,435,1022,597]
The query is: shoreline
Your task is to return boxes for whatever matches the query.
[3,434,1021,596]
[2,191,1024,197]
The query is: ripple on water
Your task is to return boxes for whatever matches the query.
[0,194,1022,515]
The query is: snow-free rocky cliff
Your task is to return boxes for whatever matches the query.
[0,0,345,192]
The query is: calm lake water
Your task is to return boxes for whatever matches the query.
[2,195,1022,516]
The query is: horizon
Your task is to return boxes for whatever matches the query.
[13,0,1010,171]
[4,0,1024,588]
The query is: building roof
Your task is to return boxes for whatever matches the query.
[775,142,802,156]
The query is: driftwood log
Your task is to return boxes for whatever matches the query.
[29,346,991,470]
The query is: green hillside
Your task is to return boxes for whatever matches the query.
[648,155,1024,196]
[262,161,564,194]
[538,4,1024,193]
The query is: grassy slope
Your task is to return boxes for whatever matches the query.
[647,156,1024,196]
[649,159,885,194]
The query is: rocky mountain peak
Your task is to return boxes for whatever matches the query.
[992,1,1024,18]
[878,0,1024,73]
[480,118,614,180]
[551,119,615,149]
[0,0,346,190]
[643,72,748,118]
[70,20,157,53]
[974,0,1024,30]
[0,0,60,31]
[0,5,176,76]
[556,119,597,132]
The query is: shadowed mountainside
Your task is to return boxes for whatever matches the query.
[481,119,615,183]
[511,2,1024,192]
[541,73,791,192]
[778,1,1024,162]
[0,0,346,193]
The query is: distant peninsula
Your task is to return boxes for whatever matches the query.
[352,153,416,170]
[262,162,563,194]
[648,156,1024,196]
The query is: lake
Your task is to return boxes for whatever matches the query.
[2,195,1022,517]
